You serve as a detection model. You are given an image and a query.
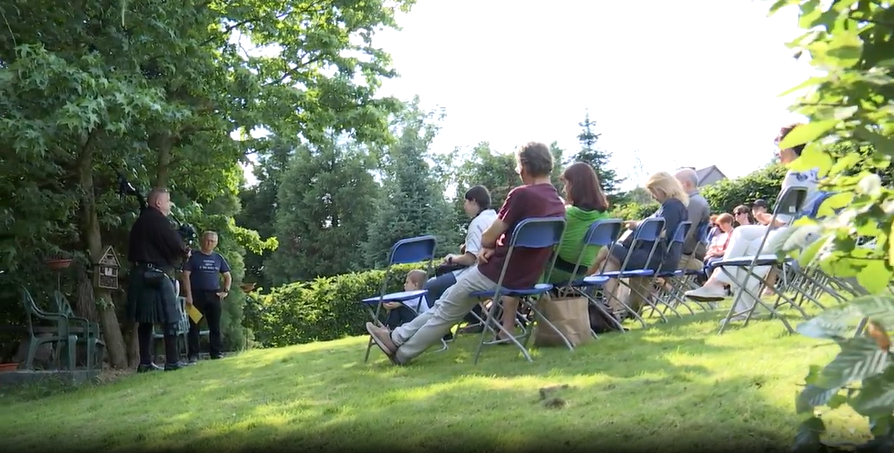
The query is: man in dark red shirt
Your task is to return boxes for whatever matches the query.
[366,142,566,365]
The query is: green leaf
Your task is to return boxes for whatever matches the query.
[796,310,856,340]
[850,368,894,416]
[856,260,894,295]
[778,120,839,150]
[792,416,826,453]
[850,295,894,322]
[817,192,852,217]
[789,142,835,175]
[797,384,841,413]
[814,336,889,389]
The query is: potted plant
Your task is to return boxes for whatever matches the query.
[46,257,73,270]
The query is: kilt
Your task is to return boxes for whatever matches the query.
[126,265,181,324]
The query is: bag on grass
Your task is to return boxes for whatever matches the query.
[534,289,593,348]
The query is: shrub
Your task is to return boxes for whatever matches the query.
[247,263,422,348]
[701,164,787,214]
[610,201,659,221]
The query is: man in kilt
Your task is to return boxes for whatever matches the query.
[127,188,191,372]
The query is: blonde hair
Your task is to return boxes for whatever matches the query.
[406,269,427,288]
[716,213,734,225]
[645,172,689,207]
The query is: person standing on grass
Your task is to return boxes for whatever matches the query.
[126,188,191,372]
[181,231,232,363]
[365,141,565,366]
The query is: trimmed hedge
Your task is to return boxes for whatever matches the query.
[701,164,787,214]
[247,263,422,348]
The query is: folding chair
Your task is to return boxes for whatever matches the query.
[361,235,438,363]
[602,217,668,326]
[564,219,627,336]
[466,216,567,364]
[649,222,696,317]
[711,186,810,335]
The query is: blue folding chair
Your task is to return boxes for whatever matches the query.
[563,219,627,336]
[467,216,566,364]
[361,235,438,363]
[707,186,810,334]
[648,221,694,317]
[601,217,667,327]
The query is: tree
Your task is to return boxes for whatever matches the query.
[266,139,380,284]
[362,100,460,267]
[569,111,624,203]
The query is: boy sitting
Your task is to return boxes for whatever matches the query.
[384,269,429,330]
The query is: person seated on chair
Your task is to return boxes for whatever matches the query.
[495,161,609,341]
[586,171,689,317]
[364,141,565,366]
[703,213,734,270]
[384,269,429,330]
[674,168,711,272]
[425,185,498,337]
[751,199,783,227]
[732,205,754,227]
[684,123,823,325]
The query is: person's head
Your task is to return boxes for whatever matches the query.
[147,188,172,216]
[751,199,769,216]
[775,123,807,164]
[733,205,752,225]
[200,231,219,253]
[515,142,554,184]
[404,269,427,292]
[674,168,700,193]
[709,214,718,228]
[716,213,735,233]
[560,162,609,212]
[645,171,689,206]
[463,185,491,218]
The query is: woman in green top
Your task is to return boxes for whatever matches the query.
[547,162,611,284]
[496,162,610,340]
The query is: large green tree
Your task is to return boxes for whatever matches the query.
[362,100,461,267]
[569,111,624,203]
[266,139,380,284]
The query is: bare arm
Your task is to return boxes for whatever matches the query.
[181,270,192,301]
[221,272,232,292]
[481,219,509,249]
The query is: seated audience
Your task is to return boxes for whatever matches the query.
[674,168,711,271]
[732,205,753,226]
[587,171,690,315]
[751,199,776,226]
[706,214,720,242]
[684,123,822,324]
[703,213,734,270]
[496,161,609,340]
[365,141,566,366]
[384,269,429,329]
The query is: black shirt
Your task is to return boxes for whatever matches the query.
[127,208,188,270]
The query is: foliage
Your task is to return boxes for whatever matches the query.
[700,164,789,214]
[265,138,380,285]
[569,111,625,204]
[610,201,659,221]
[247,263,420,347]
[766,0,894,450]
[361,100,461,267]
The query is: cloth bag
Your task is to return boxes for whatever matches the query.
[534,288,593,348]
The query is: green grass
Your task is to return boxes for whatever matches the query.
[0,307,871,452]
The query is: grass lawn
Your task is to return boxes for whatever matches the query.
[0,305,871,453]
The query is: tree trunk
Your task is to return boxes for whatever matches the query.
[75,270,100,321]
[152,133,174,188]
[76,131,128,369]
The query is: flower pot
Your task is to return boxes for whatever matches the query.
[0,363,19,372]
[46,259,73,270]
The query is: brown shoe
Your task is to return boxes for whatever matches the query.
[366,322,399,364]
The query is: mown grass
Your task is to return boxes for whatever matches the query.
[0,304,869,453]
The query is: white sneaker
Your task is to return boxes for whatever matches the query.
[684,285,728,302]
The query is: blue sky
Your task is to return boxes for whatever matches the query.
[367,0,816,190]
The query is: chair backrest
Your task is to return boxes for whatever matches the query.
[663,221,692,269]
[807,191,836,219]
[388,235,438,265]
[773,186,809,224]
[616,217,666,272]
[671,221,692,245]
[492,216,566,288]
[569,219,623,278]
[696,220,710,244]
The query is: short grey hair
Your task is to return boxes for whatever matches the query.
[201,231,219,240]
[675,168,699,189]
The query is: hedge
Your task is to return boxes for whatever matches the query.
[246,263,423,348]
[701,164,787,214]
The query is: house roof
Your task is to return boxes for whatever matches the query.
[695,165,727,186]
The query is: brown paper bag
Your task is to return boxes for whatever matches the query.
[534,292,593,348]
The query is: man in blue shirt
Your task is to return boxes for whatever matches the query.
[181,231,231,363]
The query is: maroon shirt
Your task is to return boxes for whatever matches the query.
[478,183,566,288]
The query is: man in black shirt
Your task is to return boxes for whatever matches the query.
[126,188,191,372]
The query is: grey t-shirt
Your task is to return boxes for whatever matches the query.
[684,191,711,257]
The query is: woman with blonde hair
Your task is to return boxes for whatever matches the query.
[587,171,690,314]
